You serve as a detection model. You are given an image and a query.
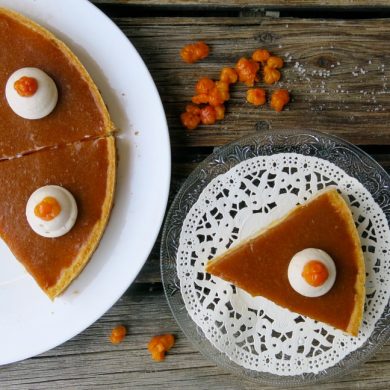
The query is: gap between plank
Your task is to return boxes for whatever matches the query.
[94,3,390,19]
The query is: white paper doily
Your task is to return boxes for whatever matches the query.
[176,153,390,376]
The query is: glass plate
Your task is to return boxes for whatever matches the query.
[160,129,390,386]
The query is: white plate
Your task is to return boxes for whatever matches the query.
[0,0,171,365]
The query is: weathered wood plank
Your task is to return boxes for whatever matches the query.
[1,9,390,390]
[2,149,387,388]
[92,0,390,9]
[111,17,390,146]
[1,284,389,389]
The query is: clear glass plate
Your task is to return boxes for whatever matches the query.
[160,129,390,386]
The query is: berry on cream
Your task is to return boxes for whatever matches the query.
[5,67,58,120]
[288,248,336,298]
[26,185,77,238]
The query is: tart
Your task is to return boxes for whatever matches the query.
[206,188,366,336]
[0,137,115,299]
[0,8,116,299]
[0,8,114,159]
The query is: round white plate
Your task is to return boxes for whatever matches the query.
[0,0,171,365]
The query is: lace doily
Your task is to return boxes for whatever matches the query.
[176,153,390,376]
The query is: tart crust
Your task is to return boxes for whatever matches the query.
[0,137,116,299]
[0,8,116,298]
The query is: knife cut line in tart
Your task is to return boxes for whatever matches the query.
[0,136,116,299]
[0,7,114,159]
[0,7,116,299]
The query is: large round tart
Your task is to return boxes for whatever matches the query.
[0,8,116,299]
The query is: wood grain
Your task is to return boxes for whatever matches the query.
[1,149,388,389]
[113,17,390,146]
[1,284,389,389]
[92,0,390,9]
[1,8,390,390]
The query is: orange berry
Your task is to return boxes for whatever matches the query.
[263,66,281,84]
[180,41,209,63]
[14,76,38,97]
[192,93,210,105]
[208,84,229,106]
[302,261,329,287]
[208,91,224,107]
[252,49,270,63]
[267,56,284,69]
[235,57,260,87]
[270,89,290,112]
[159,334,175,350]
[193,41,209,60]
[200,105,217,125]
[181,111,201,130]
[109,325,127,345]
[214,104,225,120]
[215,80,229,93]
[220,67,238,84]
[148,334,175,362]
[195,77,215,95]
[246,88,266,106]
[185,104,201,116]
[34,196,61,221]
[180,45,195,64]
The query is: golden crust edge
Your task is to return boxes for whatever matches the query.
[324,190,366,336]
[45,136,116,299]
[205,188,366,337]
[0,7,115,134]
[328,192,366,337]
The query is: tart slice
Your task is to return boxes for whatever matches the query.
[206,189,365,336]
[0,8,114,159]
[0,136,115,299]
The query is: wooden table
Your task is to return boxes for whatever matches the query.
[1,1,390,389]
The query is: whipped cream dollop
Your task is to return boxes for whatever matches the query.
[26,185,78,238]
[288,248,336,298]
[5,67,58,120]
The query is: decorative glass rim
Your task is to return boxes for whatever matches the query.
[160,129,390,386]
